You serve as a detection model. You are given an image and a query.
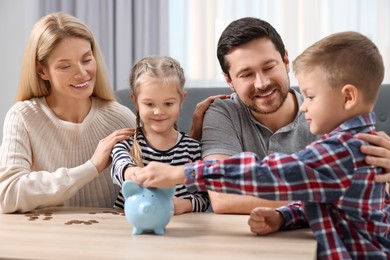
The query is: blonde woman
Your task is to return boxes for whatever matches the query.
[0,12,136,213]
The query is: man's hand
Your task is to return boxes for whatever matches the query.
[356,131,390,182]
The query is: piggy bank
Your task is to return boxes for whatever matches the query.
[122,180,175,235]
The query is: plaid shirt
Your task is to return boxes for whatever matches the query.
[184,113,390,259]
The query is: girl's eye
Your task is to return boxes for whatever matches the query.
[83,59,92,63]
[165,102,174,106]
[59,65,70,70]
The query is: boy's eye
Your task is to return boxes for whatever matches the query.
[165,102,174,106]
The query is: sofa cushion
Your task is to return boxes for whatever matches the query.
[115,84,390,135]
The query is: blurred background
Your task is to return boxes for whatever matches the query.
[1,0,389,141]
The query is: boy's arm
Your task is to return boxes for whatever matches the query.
[276,201,309,230]
[208,191,291,214]
[204,154,290,214]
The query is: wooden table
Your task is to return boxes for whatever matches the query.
[0,207,317,259]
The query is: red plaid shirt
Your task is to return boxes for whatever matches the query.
[184,113,390,259]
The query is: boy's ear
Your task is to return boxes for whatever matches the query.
[36,62,49,80]
[341,84,358,110]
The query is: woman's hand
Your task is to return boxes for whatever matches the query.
[91,128,135,173]
[248,207,284,235]
[133,162,185,188]
[356,131,390,182]
[188,94,230,141]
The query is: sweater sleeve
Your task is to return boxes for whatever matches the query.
[0,106,99,213]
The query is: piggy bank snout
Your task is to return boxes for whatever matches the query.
[139,202,155,215]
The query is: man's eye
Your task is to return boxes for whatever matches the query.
[239,73,251,78]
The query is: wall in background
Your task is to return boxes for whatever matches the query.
[1,0,389,142]
[0,0,40,142]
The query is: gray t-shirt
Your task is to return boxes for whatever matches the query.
[201,89,319,159]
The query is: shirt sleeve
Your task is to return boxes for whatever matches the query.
[276,201,309,230]
[0,108,98,213]
[184,136,360,203]
[110,139,136,187]
[201,98,244,158]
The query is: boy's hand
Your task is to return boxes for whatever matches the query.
[134,162,185,188]
[248,207,284,235]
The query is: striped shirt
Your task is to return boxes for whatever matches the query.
[184,113,390,259]
[111,130,209,212]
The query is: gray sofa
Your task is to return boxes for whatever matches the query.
[115,84,390,135]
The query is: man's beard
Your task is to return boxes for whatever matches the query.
[248,85,289,115]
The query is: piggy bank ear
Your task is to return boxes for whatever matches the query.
[122,180,143,198]
[160,186,176,199]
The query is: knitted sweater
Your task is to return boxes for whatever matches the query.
[0,97,136,213]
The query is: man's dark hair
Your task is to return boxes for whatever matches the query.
[217,17,286,79]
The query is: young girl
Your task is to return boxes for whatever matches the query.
[111,56,209,214]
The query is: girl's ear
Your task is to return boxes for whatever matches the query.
[131,94,139,109]
[341,84,358,110]
[36,62,49,80]
[180,91,187,108]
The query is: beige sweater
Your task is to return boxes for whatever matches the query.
[0,97,136,213]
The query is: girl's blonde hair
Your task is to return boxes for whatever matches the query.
[129,56,186,167]
[16,12,115,102]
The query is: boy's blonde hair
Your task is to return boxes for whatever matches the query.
[292,31,384,103]
[129,56,186,167]
[16,12,115,102]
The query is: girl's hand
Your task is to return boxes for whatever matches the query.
[188,94,230,141]
[173,197,192,215]
[248,207,284,235]
[91,128,135,173]
[135,162,185,188]
[356,131,390,182]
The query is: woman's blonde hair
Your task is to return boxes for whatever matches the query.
[16,12,115,102]
[129,56,186,167]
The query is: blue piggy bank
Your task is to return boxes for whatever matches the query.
[122,180,175,235]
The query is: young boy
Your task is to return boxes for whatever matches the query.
[132,31,390,259]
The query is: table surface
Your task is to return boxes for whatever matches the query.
[0,207,317,260]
